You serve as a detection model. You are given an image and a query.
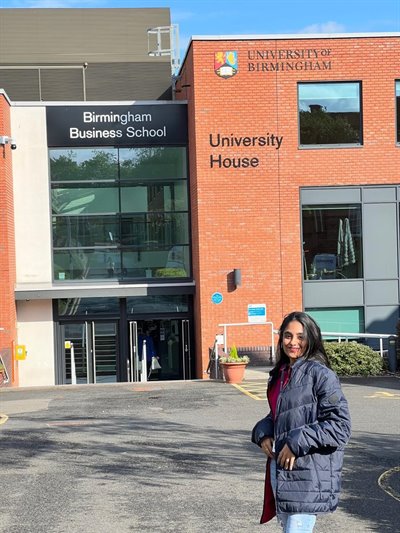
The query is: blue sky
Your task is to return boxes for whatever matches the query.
[1,0,399,59]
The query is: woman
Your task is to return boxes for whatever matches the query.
[252,311,351,532]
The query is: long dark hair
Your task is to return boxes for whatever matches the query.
[272,311,331,373]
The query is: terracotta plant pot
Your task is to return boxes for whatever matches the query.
[220,362,247,384]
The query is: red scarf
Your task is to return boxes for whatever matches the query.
[260,365,291,524]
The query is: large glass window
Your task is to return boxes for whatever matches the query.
[50,148,118,181]
[298,82,362,146]
[127,295,189,314]
[119,147,187,180]
[52,186,119,214]
[50,147,190,281]
[396,81,400,144]
[302,205,362,280]
[58,297,120,316]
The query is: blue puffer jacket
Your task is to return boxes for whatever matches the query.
[252,357,351,516]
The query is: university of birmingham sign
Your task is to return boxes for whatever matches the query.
[247,48,332,72]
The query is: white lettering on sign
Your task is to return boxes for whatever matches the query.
[83,111,152,125]
[69,126,167,140]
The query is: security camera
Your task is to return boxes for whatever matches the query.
[0,136,17,149]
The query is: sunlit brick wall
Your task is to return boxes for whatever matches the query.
[178,36,400,378]
[0,92,17,386]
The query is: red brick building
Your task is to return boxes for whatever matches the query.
[0,92,17,386]
[176,35,400,378]
[1,25,399,387]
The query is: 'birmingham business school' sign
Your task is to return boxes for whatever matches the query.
[46,104,188,147]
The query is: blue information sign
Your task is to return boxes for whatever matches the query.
[248,304,267,323]
[211,292,223,304]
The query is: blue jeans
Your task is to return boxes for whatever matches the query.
[270,459,317,533]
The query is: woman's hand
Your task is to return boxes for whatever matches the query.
[260,437,275,459]
[277,444,296,470]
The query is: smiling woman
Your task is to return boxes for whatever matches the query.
[281,320,307,365]
[252,311,351,532]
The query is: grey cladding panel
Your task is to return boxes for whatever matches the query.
[0,62,172,102]
[365,306,399,334]
[363,203,398,279]
[301,188,361,204]
[365,280,399,305]
[86,63,172,101]
[0,70,40,100]
[303,281,364,308]
[0,8,171,64]
[363,187,397,203]
[41,69,84,101]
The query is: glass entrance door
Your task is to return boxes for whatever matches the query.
[128,319,192,381]
[62,321,118,384]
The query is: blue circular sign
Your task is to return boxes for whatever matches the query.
[211,292,223,304]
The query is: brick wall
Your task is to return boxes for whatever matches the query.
[177,36,400,377]
[0,93,17,386]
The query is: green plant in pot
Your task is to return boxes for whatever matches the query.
[219,344,249,384]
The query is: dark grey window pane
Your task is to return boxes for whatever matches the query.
[52,186,119,214]
[122,245,190,279]
[302,205,363,280]
[50,148,118,181]
[299,82,361,145]
[127,295,189,314]
[119,147,187,180]
[58,297,120,316]
[54,246,190,281]
[121,213,189,247]
[53,215,119,247]
[54,249,121,280]
[121,181,188,212]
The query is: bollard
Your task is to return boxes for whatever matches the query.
[387,336,397,373]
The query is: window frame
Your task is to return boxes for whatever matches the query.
[301,203,363,282]
[49,146,192,282]
[298,81,363,149]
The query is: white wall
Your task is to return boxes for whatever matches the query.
[11,106,55,386]
[11,106,52,284]
[16,300,55,387]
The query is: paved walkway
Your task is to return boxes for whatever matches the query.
[1,376,399,532]
[244,365,271,381]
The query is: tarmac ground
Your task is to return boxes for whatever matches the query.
[0,369,399,533]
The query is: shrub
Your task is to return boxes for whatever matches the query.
[155,268,187,277]
[324,341,384,376]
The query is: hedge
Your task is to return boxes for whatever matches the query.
[324,341,384,376]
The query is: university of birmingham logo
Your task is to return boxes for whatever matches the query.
[214,51,238,78]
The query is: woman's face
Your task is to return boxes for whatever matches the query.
[282,320,308,365]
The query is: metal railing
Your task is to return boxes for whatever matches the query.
[208,326,396,380]
[320,331,396,358]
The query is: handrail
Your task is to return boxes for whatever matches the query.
[212,327,395,365]
[272,329,395,359]
[321,331,395,339]
[320,331,397,358]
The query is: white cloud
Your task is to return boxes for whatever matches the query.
[298,21,346,34]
